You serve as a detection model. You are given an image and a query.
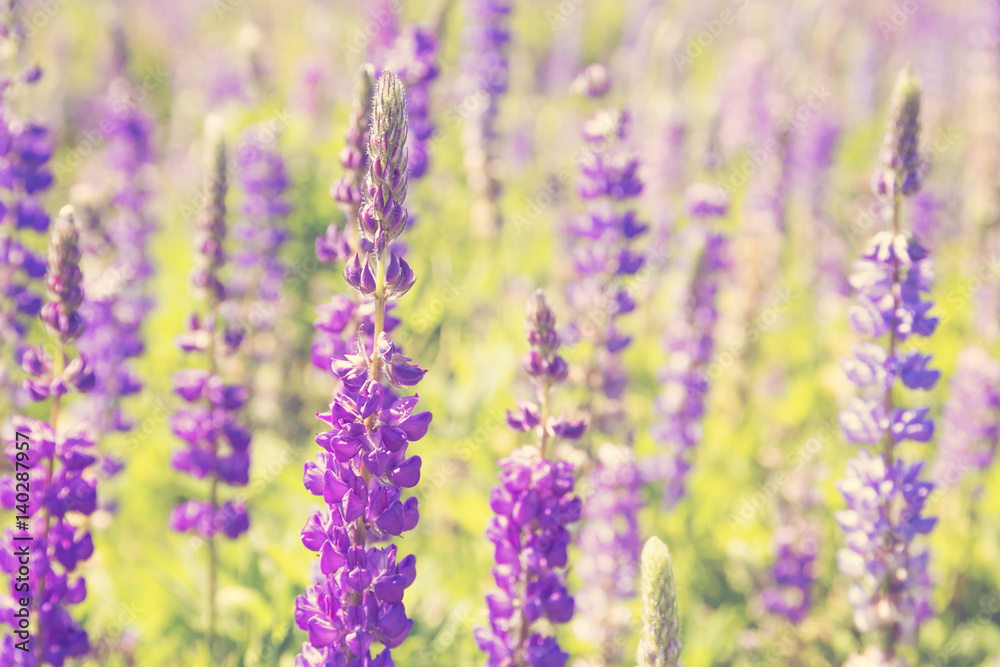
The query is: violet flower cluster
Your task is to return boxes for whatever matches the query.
[931,347,1000,487]
[475,290,585,667]
[461,0,511,234]
[312,65,401,379]
[168,130,251,541]
[565,66,647,663]
[761,516,819,624]
[75,80,156,435]
[836,68,938,661]
[295,70,429,667]
[574,443,642,661]
[648,187,729,507]
[1,208,98,666]
[381,26,439,180]
[0,64,53,405]
[226,128,291,345]
[319,65,374,264]
[566,69,646,434]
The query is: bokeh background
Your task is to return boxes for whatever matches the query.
[3,0,1000,665]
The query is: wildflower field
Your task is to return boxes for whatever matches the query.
[1,0,1000,665]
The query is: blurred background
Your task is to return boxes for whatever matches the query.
[2,0,1000,665]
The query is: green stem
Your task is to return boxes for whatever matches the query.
[881,194,902,658]
[37,342,64,663]
[537,376,551,460]
[348,246,387,660]
[207,298,220,661]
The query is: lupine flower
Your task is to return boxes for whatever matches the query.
[564,71,647,664]
[168,123,252,657]
[0,55,54,405]
[295,70,429,667]
[647,191,729,507]
[224,127,291,349]
[75,78,156,435]
[475,290,585,667]
[838,67,938,662]
[637,536,681,667]
[461,0,511,235]
[571,63,612,99]
[380,26,439,180]
[931,347,1000,487]
[574,444,642,662]
[1,207,98,666]
[760,517,819,624]
[566,84,646,436]
[319,64,375,263]
[313,65,381,390]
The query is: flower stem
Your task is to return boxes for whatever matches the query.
[207,300,220,661]
[37,342,64,663]
[881,193,903,658]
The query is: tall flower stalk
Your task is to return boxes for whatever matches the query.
[931,347,1000,487]
[647,185,730,507]
[225,126,291,359]
[565,67,646,664]
[319,64,375,263]
[381,26,439,180]
[295,70,429,666]
[1,207,98,665]
[836,67,938,663]
[167,124,252,659]
[475,290,586,667]
[75,77,156,436]
[0,20,53,407]
[760,470,820,624]
[461,0,511,237]
[637,536,681,667]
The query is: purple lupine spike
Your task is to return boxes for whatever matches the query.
[838,68,938,662]
[319,64,375,264]
[574,444,642,660]
[295,70,429,666]
[931,347,1000,488]
[1,206,98,666]
[379,25,439,180]
[75,78,156,436]
[475,290,584,667]
[762,523,819,624]
[223,126,291,355]
[761,468,822,625]
[312,65,402,386]
[461,0,511,236]
[0,50,54,406]
[168,122,252,658]
[646,193,729,508]
[564,72,647,663]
